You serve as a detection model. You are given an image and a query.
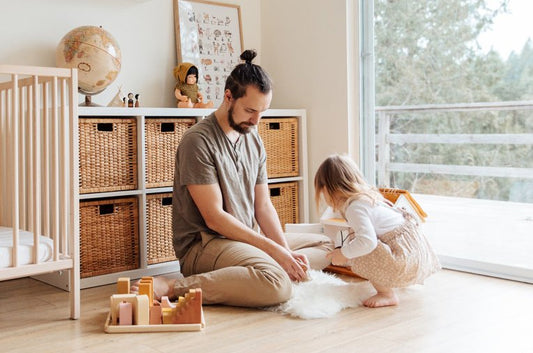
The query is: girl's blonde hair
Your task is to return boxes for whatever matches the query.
[314,154,383,212]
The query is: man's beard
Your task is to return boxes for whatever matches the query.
[228,105,253,134]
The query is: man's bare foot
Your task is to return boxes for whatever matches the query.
[130,276,177,301]
[363,291,399,308]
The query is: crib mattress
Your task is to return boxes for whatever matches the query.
[0,226,53,268]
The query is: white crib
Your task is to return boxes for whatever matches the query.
[0,65,80,319]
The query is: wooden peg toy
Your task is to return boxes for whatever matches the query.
[117,277,130,294]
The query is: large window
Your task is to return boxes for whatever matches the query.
[361,0,533,282]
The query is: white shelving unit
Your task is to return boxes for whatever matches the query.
[37,107,308,290]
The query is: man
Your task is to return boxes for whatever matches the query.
[138,50,333,307]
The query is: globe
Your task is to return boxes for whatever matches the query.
[56,25,121,105]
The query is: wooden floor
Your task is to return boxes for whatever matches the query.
[1,270,532,353]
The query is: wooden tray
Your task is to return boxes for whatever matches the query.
[104,309,205,333]
[325,264,362,278]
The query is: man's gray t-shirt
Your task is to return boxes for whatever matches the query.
[172,113,268,258]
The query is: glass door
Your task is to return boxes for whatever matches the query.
[361,0,533,283]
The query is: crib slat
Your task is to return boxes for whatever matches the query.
[0,89,6,225]
[42,80,50,246]
[26,85,33,234]
[18,85,26,230]
[60,78,68,255]
[51,76,60,261]
[11,74,20,267]
[32,75,41,264]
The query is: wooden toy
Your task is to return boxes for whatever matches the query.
[107,85,125,107]
[171,289,202,324]
[138,280,153,306]
[134,295,150,325]
[110,294,136,325]
[118,302,132,325]
[160,296,175,308]
[162,307,174,324]
[149,304,162,325]
[117,277,130,294]
[104,276,205,333]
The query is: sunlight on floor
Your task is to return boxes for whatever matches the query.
[415,194,533,270]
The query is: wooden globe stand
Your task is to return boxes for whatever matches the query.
[80,95,102,107]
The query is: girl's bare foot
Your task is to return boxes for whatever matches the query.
[130,276,177,301]
[363,291,399,308]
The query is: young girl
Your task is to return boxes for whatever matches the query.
[315,154,440,308]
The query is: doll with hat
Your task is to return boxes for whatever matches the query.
[173,63,214,108]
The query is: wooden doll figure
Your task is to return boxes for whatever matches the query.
[127,92,134,107]
[173,63,214,108]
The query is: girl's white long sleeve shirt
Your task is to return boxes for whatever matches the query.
[321,200,404,259]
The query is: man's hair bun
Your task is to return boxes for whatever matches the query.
[240,49,257,64]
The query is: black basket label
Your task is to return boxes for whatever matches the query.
[97,123,114,132]
[99,204,115,215]
[160,122,175,132]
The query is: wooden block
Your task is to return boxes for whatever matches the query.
[149,304,162,325]
[110,294,136,325]
[134,295,150,325]
[162,307,173,324]
[118,301,132,325]
[173,288,202,324]
[160,296,175,308]
[138,281,153,306]
[117,277,130,294]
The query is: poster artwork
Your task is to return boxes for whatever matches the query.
[179,1,243,107]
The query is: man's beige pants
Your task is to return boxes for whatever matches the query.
[174,232,333,307]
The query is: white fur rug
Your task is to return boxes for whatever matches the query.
[270,270,372,319]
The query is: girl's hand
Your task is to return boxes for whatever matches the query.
[326,248,349,266]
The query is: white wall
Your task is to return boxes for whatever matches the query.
[0,0,261,107]
[261,0,359,220]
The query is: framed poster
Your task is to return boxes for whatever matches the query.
[174,0,243,106]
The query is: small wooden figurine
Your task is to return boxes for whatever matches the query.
[127,93,134,107]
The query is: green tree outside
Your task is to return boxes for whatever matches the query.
[375,0,533,202]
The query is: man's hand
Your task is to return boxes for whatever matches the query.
[271,246,309,282]
[291,251,309,272]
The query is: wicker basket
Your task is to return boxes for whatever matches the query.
[269,182,299,230]
[79,118,137,194]
[79,197,139,278]
[379,188,427,221]
[258,118,299,178]
[145,118,196,188]
[146,193,177,264]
